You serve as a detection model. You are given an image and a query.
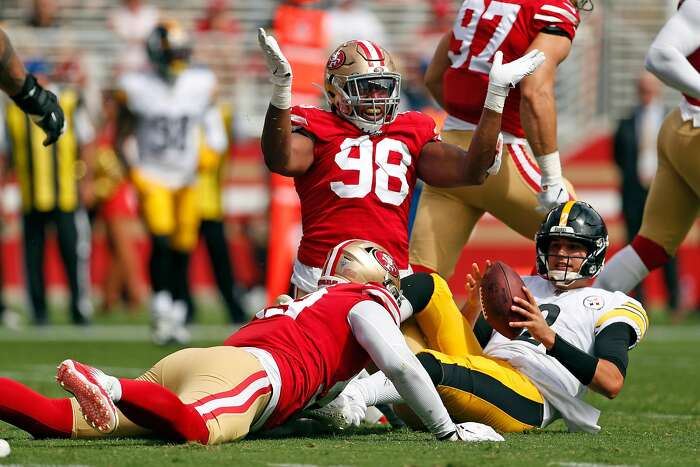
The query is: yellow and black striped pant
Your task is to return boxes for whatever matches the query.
[401,273,544,432]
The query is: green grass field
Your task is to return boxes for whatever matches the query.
[0,312,699,466]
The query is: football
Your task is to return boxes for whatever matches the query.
[479,261,527,339]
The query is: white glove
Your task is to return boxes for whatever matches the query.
[257,28,293,109]
[443,422,505,442]
[535,151,569,213]
[536,181,569,213]
[484,49,546,113]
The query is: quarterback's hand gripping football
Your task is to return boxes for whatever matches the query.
[11,74,65,146]
[484,49,546,113]
[510,286,556,349]
[443,422,504,442]
[257,28,292,109]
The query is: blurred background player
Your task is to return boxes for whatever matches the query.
[409,0,584,279]
[258,29,545,297]
[595,0,700,302]
[182,102,247,325]
[612,70,683,318]
[115,20,225,344]
[0,59,93,326]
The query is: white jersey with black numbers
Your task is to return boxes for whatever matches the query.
[483,275,648,433]
[119,67,217,188]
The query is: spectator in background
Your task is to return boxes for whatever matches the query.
[91,89,145,313]
[27,0,59,28]
[0,60,94,326]
[108,0,160,72]
[613,71,684,319]
[325,0,388,48]
[183,103,247,325]
[196,0,241,34]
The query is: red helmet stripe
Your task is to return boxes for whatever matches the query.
[357,40,385,65]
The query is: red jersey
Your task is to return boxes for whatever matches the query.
[224,282,401,429]
[443,0,579,137]
[684,47,700,106]
[291,105,440,269]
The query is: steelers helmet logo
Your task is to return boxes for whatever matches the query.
[373,249,399,278]
[327,50,346,70]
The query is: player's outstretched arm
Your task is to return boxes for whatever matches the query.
[519,33,573,213]
[0,28,64,146]
[258,28,313,176]
[645,0,700,99]
[418,50,545,187]
[347,300,459,439]
[424,32,451,108]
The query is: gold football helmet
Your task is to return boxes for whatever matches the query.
[324,40,401,134]
[319,239,401,299]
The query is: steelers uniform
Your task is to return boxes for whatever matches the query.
[118,66,221,253]
[408,273,647,433]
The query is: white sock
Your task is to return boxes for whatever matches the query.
[353,371,403,407]
[109,377,122,402]
[594,245,650,293]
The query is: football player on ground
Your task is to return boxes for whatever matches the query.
[409,0,586,279]
[0,240,503,444]
[257,29,546,296]
[115,20,227,344]
[317,202,648,433]
[595,0,700,294]
[0,27,63,145]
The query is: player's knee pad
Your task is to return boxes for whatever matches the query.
[400,272,435,313]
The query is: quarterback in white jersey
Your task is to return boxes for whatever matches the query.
[314,201,647,434]
[115,20,225,345]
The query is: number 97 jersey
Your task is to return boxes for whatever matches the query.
[444,0,580,138]
[291,106,440,270]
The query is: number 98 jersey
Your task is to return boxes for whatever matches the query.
[291,105,440,270]
[444,0,580,138]
[118,67,217,188]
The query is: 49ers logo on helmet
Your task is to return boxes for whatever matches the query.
[373,249,399,278]
[327,50,346,70]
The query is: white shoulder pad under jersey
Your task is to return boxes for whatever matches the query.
[118,68,217,188]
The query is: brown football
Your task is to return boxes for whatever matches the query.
[479,261,527,339]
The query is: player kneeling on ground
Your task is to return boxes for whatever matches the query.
[0,240,502,444]
[318,202,648,433]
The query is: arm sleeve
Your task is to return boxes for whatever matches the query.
[532,1,580,41]
[347,300,456,439]
[645,0,700,99]
[473,314,494,348]
[593,322,635,378]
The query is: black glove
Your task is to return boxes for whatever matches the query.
[11,73,65,146]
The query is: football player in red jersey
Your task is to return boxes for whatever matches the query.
[409,0,586,279]
[257,28,546,296]
[0,240,503,444]
[595,0,700,295]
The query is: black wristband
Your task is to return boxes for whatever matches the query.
[400,272,435,314]
[547,334,599,385]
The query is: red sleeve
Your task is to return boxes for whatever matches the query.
[409,111,441,146]
[532,0,580,41]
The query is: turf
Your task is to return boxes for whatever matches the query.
[0,321,699,466]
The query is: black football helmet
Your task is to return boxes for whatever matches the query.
[146,20,192,81]
[535,201,608,283]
